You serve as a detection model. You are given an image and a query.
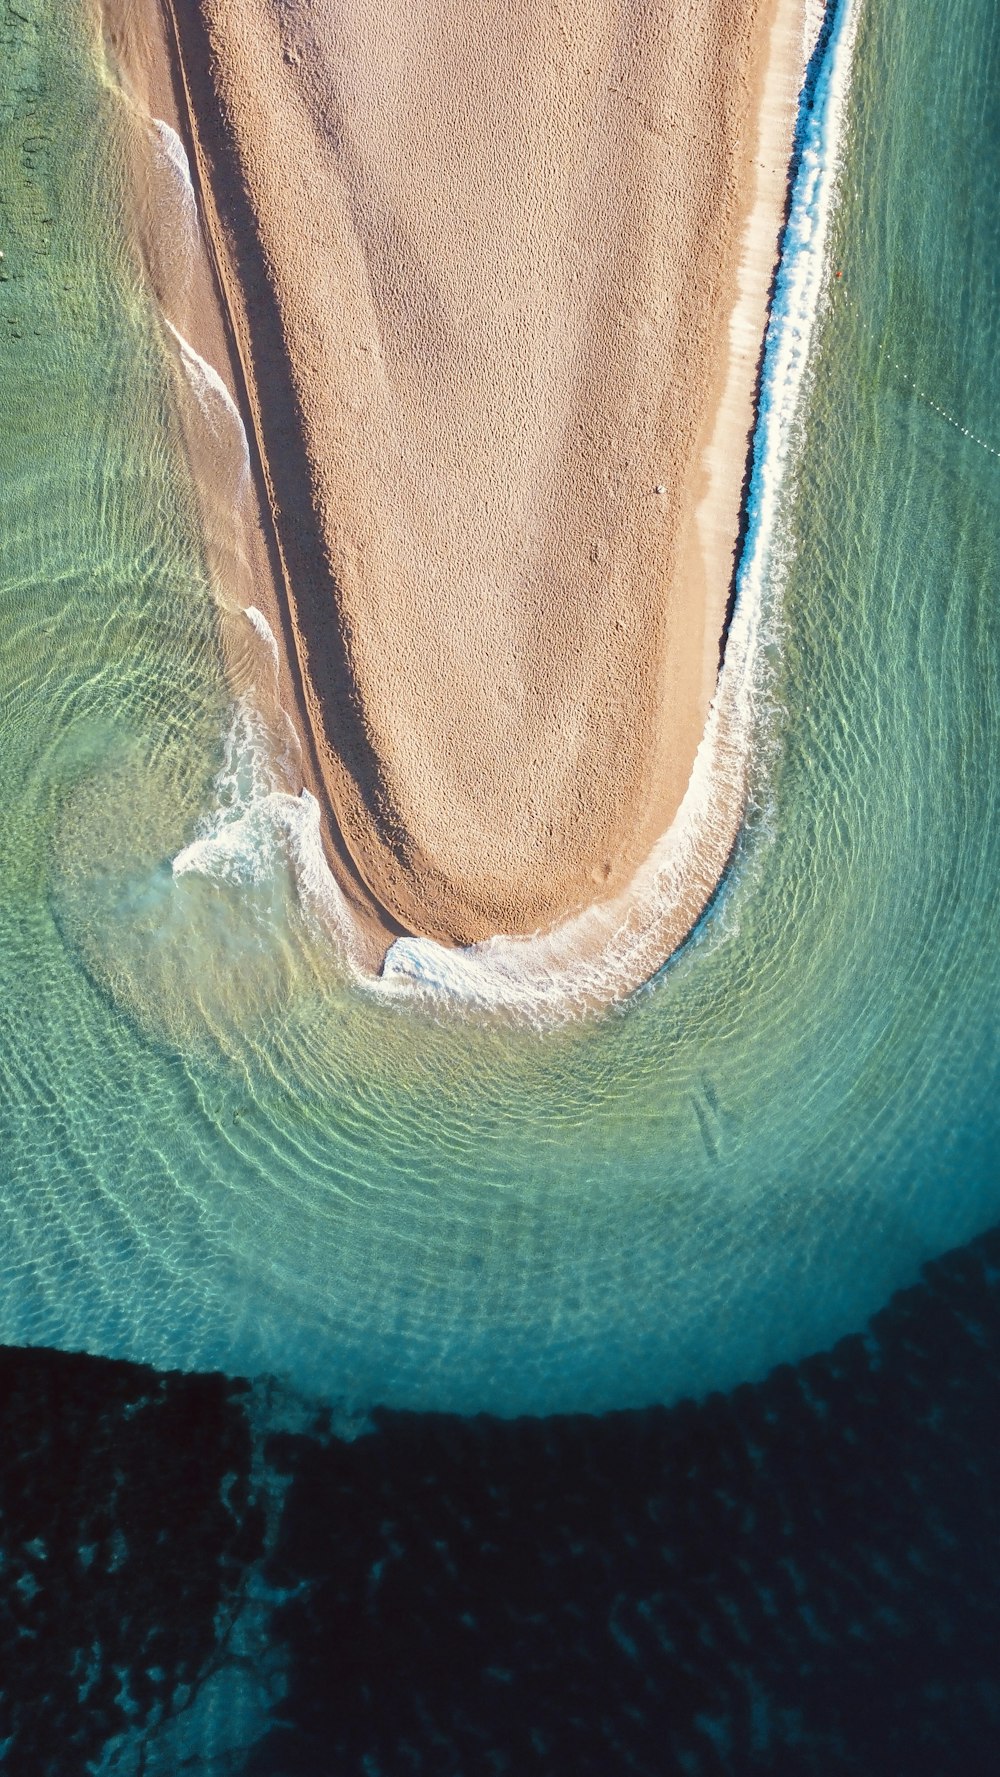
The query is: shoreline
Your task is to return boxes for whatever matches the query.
[103,0,827,1012]
[99,0,405,969]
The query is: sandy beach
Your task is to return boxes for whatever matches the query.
[106,0,808,964]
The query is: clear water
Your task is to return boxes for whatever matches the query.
[1,0,997,1416]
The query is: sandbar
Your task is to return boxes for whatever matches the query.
[106,0,810,965]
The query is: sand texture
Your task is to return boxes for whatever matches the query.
[120,0,807,954]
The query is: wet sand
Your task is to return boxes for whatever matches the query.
[107,0,808,962]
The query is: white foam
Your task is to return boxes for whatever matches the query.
[378,0,861,1022]
[172,700,365,962]
[377,695,743,1023]
[164,319,251,496]
[244,604,280,672]
[151,117,198,234]
[145,118,250,494]
[141,117,203,314]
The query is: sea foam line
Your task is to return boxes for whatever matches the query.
[147,120,363,957]
[152,117,198,237]
[163,317,251,497]
[375,0,862,1022]
[172,708,367,966]
[142,110,252,501]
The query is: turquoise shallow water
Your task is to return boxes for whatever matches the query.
[0,0,997,1416]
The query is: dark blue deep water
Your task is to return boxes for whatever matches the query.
[3,1225,1000,1773]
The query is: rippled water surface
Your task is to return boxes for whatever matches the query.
[1,0,997,1416]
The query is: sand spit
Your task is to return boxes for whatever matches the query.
[103,0,825,1006]
[145,0,807,936]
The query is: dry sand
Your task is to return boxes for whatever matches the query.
[108,0,808,960]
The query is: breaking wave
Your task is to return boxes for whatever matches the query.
[152,116,198,242]
[171,634,364,963]
[163,318,250,498]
